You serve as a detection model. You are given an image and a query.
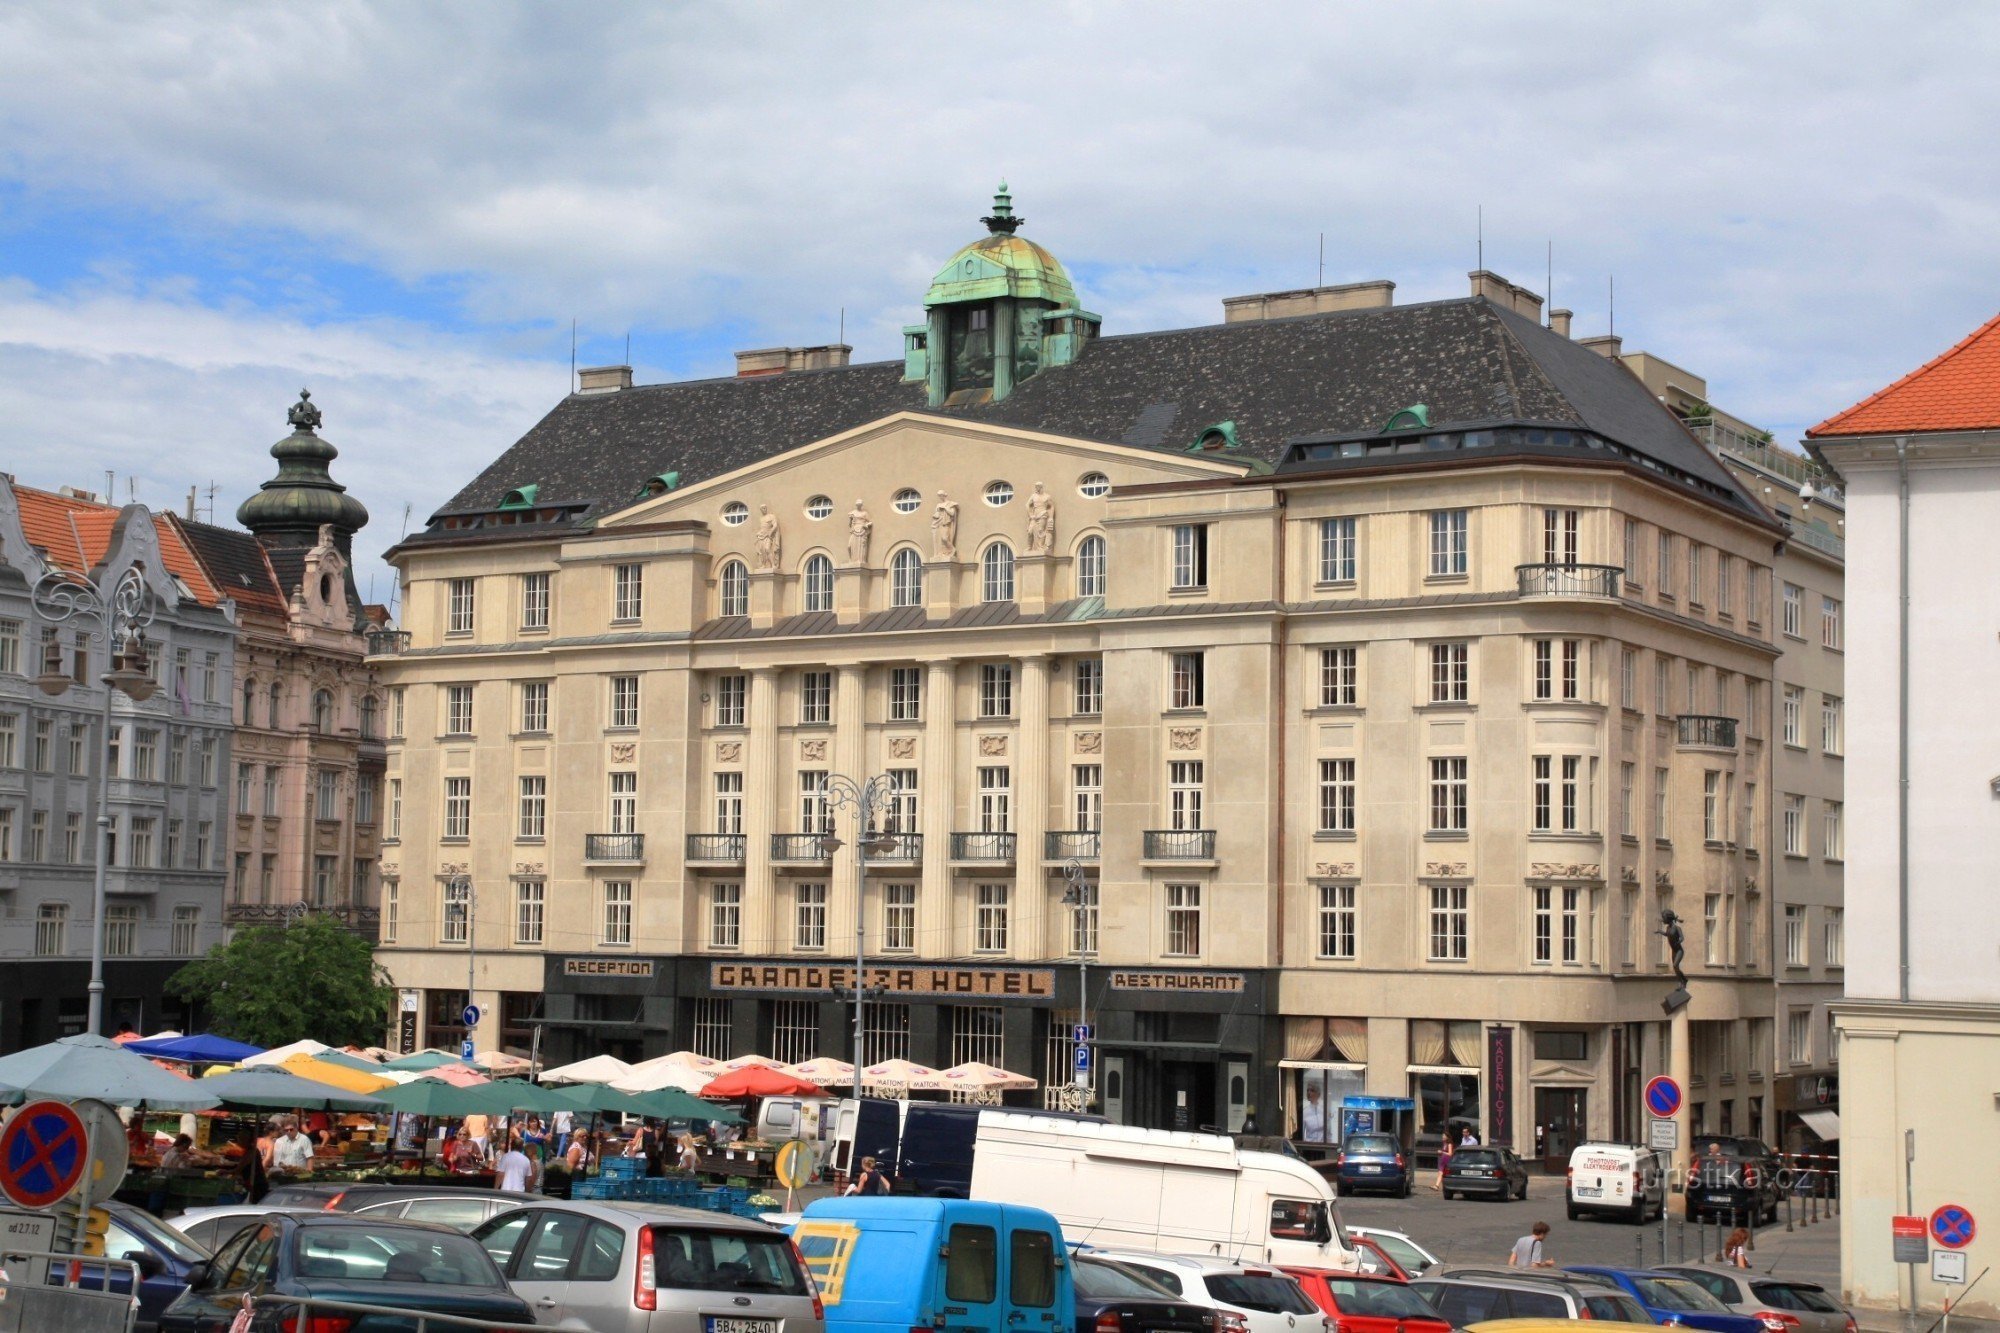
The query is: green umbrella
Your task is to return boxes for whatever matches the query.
[476,1080,572,1114]
[382,1050,469,1073]
[199,1065,388,1112]
[542,1082,653,1118]
[0,1034,220,1111]
[623,1087,745,1125]
[376,1079,496,1119]
[314,1050,389,1074]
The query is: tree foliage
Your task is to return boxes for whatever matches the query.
[169,914,394,1049]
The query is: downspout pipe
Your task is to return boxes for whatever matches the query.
[1896,436,1911,1003]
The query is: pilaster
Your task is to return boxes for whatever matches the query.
[921,660,957,951]
[832,665,866,953]
[1015,655,1051,959]
[744,668,780,944]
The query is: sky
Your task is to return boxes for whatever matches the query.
[2,2,1996,603]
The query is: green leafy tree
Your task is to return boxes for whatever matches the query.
[169,913,394,1048]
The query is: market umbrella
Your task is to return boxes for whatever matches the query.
[938,1061,1038,1091]
[782,1057,855,1088]
[538,1054,632,1086]
[699,1066,828,1100]
[124,1033,266,1064]
[474,1050,532,1076]
[718,1054,787,1071]
[543,1082,656,1118]
[611,1062,713,1095]
[382,1050,469,1073]
[415,1065,489,1088]
[477,1080,573,1114]
[199,1065,389,1112]
[313,1049,389,1074]
[280,1053,395,1095]
[376,1079,498,1119]
[0,1034,221,1110]
[239,1039,330,1068]
[621,1087,745,1125]
[859,1058,947,1091]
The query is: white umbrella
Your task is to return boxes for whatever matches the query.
[238,1038,331,1068]
[784,1057,856,1088]
[860,1058,948,1091]
[938,1061,1038,1091]
[538,1054,633,1086]
[611,1062,713,1094]
[719,1054,786,1071]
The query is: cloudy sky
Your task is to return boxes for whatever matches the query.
[2,3,1995,599]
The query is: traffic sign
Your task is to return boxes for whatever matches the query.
[1073,1045,1092,1072]
[0,1100,88,1210]
[1643,1076,1682,1119]
[72,1099,129,1206]
[1931,1204,1976,1250]
[1073,1023,1092,1043]
[774,1139,814,1190]
[1649,1117,1678,1152]
[461,1004,481,1029]
[460,1038,476,1060]
[1893,1215,1929,1265]
[1934,1250,1968,1285]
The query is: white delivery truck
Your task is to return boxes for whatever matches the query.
[969,1110,1360,1270]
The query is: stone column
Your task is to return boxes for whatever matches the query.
[1014,656,1051,960]
[921,660,957,957]
[832,665,867,956]
[1670,1007,1692,1185]
[744,668,781,947]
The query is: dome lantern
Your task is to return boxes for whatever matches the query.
[235,389,370,555]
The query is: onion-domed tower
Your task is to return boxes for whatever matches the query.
[237,389,370,557]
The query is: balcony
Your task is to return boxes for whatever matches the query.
[584,833,645,863]
[866,832,923,863]
[365,629,411,656]
[1144,829,1216,860]
[1516,563,1623,598]
[950,832,1017,862]
[1046,830,1101,861]
[225,901,381,943]
[685,833,745,864]
[770,833,833,863]
[1677,714,1739,749]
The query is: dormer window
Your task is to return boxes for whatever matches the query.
[948,304,995,390]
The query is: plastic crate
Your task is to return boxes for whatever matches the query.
[600,1157,644,1178]
[570,1180,614,1199]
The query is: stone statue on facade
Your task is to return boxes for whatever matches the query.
[754,503,782,571]
[846,499,873,564]
[1025,481,1055,554]
[1657,907,1691,1014]
[931,490,960,559]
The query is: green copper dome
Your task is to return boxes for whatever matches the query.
[236,390,370,541]
[923,182,1077,309]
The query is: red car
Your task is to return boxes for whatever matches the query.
[1282,1270,1451,1333]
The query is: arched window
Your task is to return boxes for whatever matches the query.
[267,683,282,730]
[890,548,924,608]
[241,678,256,726]
[981,542,1016,604]
[802,554,834,613]
[1076,535,1106,598]
[359,695,380,739]
[719,559,749,618]
[311,689,334,732]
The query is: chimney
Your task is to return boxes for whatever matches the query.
[1223,280,1394,323]
[186,486,198,520]
[1468,270,1545,322]
[58,486,101,503]
[577,364,634,394]
[734,344,854,377]
[1577,334,1624,360]
[1549,309,1573,338]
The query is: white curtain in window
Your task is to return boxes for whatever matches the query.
[1327,1017,1368,1064]
[1410,1020,1447,1067]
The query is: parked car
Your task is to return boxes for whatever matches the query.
[1347,1238,1413,1281]
[1341,1228,1440,1277]
[54,1200,212,1333]
[1333,1134,1413,1198]
[174,1206,320,1252]
[1564,1266,1767,1333]
[1283,1269,1450,1333]
[1440,1147,1530,1201]
[1684,1150,1780,1225]
[1083,1248,1327,1333]
[1410,1269,1653,1323]
[479,1198,823,1332]
[1566,1142,1669,1224]
[178,1183,538,1240]
[1654,1266,1858,1333]
[253,1181,351,1209]
[158,1213,532,1331]
[1072,1252,1218,1333]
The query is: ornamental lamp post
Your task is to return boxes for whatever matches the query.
[32,564,159,1036]
[817,773,898,1081]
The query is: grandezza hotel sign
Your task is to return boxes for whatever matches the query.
[711,963,1056,998]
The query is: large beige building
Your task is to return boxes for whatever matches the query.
[376,194,1794,1163]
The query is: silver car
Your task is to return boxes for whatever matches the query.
[472,1199,826,1333]
[1656,1265,1856,1333]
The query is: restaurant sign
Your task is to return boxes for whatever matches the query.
[1107,970,1246,993]
[711,963,1054,997]
[563,958,657,978]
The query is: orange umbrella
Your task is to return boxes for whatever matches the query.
[700,1066,828,1099]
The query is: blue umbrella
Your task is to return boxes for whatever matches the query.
[123,1033,266,1064]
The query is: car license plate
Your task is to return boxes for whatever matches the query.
[1360,1165,1382,1174]
[707,1319,779,1333]
[1575,1186,1602,1198]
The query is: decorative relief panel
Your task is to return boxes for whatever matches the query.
[1074,732,1102,754]
[1423,861,1470,879]
[438,861,469,877]
[1528,862,1603,881]
[1621,865,1640,884]
[979,735,1008,757]
[609,742,636,764]
[888,736,917,760]
[1168,727,1202,751]
[799,738,828,762]
[513,861,545,877]
[715,741,742,763]
[1312,861,1358,879]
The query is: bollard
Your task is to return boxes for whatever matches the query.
[1676,1219,1687,1263]
[1636,1233,1645,1268]
[1786,1187,1794,1234]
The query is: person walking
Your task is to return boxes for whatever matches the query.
[677,1133,702,1175]
[1723,1227,1752,1268]
[494,1134,538,1193]
[1432,1129,1455,1192]
[233,1127,269,1205]
[1507,1221,1554,1268]
[844,1155,891,1196]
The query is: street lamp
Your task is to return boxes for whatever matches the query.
[445,874,477,1056]
[818,773,897,1080]
[31,564,158,1036]
[1060,858,1096,1109]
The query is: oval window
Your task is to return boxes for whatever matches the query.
[1078,472,1110,498]
[893,488,922,514]
[983,481,1014,507]
[805,495,833,520]
[720,501,750,526]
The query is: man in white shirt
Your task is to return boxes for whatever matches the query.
[271,1120,314,1173]
[494,1136,537,1193]
[1301,1085,1327,1143]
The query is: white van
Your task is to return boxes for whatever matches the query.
[1565,1140,1668,1222]
[970,1110,1360,1270]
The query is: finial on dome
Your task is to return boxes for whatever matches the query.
[982,181,1023,235]
[287,388,323,433]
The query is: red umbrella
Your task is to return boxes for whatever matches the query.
[699,1066,828,1099]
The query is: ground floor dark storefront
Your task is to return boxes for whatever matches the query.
[526,955,1281,1132]
[0,959,202,1050]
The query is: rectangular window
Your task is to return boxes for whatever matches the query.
[67,724,84,775]
[1658,532,1675,596]
[609,675,640,729]
[975,882,1010,953]
[1620,762,1636,837]
[262,766,279,816]
[1318,517,1357,583]
[1743,781,1759,852]
[1429,756,1468,832]
[1171,524,1209,590]
[886,769,918,834]
[1820,695,1843,755]
[1823,800,1844,860]
[795,882,827,950]
[445,684,474,735]
[391,686,406,738]
[883,882,916,953]
[1070,881,1099,957]
[979,663,1014,718]
[355,773,378,826]
[1820,596,1842,649]
[692,998,731,1060]
[0,714,17,769]
[1170,651,1205,709]
[1620,649,1636,709]
[710,882,742,949]
[28,718,50,773]
[1623,519,1641,585]
[1825,908,1844,966]
[520,572,550,630]
[771,999,819,1064]
[444,777,471,839]
[517,775,547,839]
[34,903,66,956]
[515,880,545,945]
[1072,764,1102,833]
[1787,1009,1811,1065]
[713,771,744,835]
[603,881,634,946]
[1783,905,1807,966]
[715,673,747,727]
[1542,507,1580,566]
[235,765,252,816]
[612,563,644,622]
[1319,647,1358,707]
[1428,885,1469,961]
[1073,658,1103,715]
[1653,657,1671,716]
[441,877,469,943]
[1687,542,1704,604]
[520,681,549,733]
[388,778,402,839]
[0,620,16,674]
[977,767,1011,833]
[1164,883,1203,957]
[316,768,340,821]
[26,810,46,862]
[1317,883,1356,960]
[1428,509,1468,577]
[104,904,138,957]
[1531,638,1582,700]
[171,904,199,956]
[789,769,829,835]
[1318,758,1356,834]
[608,771,638,834]
[1168,760,1204,830]
[1429,643,1469,703]
[800,671,832,725]
[1532,756,1553,831]
[134,728,158,780]
[0,808,12,861]
[1783,794,1806,855]
[1717,554,1735,615]
[1704,892,1724,966]
[64,813,82,862]
[889,667,922,722]
[1783,685,1804,746]
[447,577,475,634]
[1532,886,1554,964]
[166,734,186,785]
[1703,770,1723,842]
[200,737,217,787]
[1781,582,1803,637]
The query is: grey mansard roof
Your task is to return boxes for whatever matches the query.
[422,295,1763,540]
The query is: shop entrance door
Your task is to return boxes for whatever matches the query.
[1535,1087,1588,1173]
[1158,1060,1216,1132]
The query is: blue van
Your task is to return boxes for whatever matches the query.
[795,1198,1074,1333]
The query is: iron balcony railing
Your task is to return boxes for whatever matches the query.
[950,831,1017,861]
[685,833,746,862]
[1516,563,1623,598]
[1046,829,1102,861]
[1144,829,1216,859]
[1677,714,1739,749]
[584,833,645,861]
[770,833,833,862]
[866,832,924,862]
[1790,523,1846,560]
[365,628,411,655]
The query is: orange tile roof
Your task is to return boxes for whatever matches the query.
[1811,310,2000,437]
[13,485,222,607]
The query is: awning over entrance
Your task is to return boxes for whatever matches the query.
[1406,1064,1479,1076]
[1796,1108,1841,1141]
[1278,1059,1364,1072]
